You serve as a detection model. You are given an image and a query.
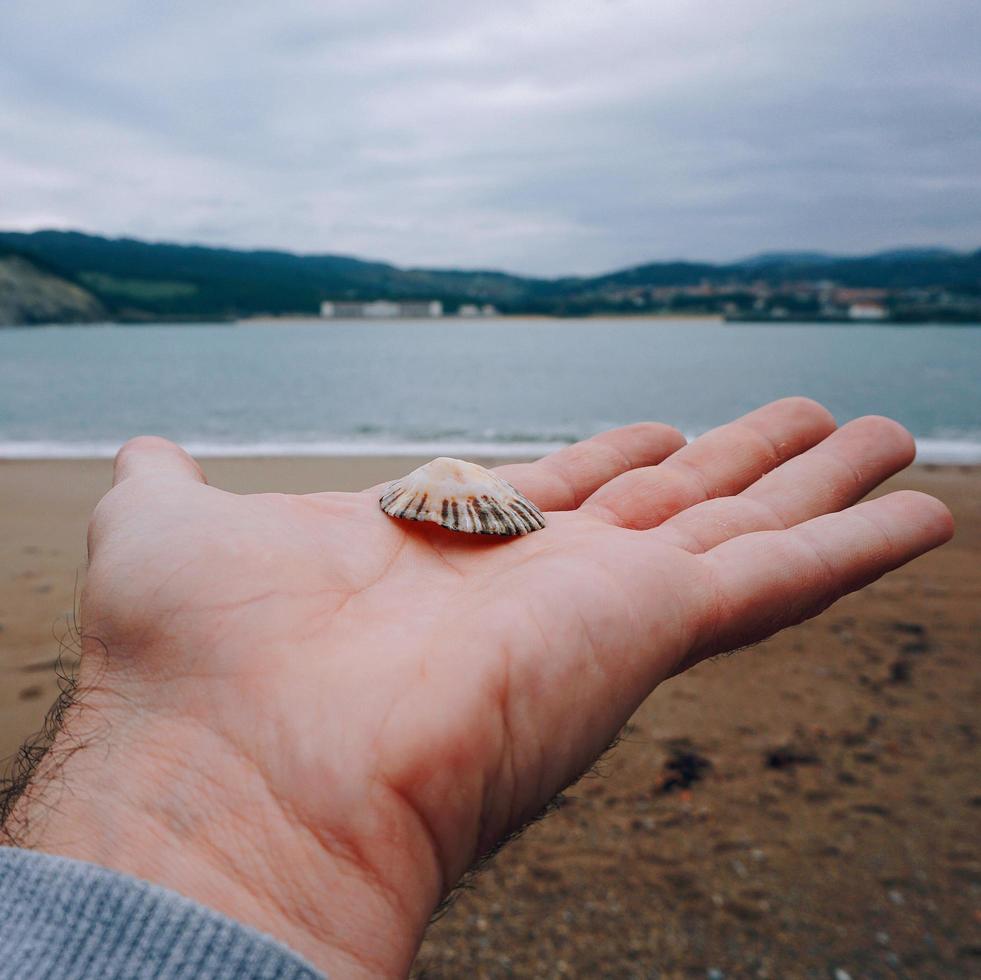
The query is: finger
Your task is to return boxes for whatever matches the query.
[655,416,916,552]
[494,422,686,510]
[684,491,953,667]
[581,397,836,528]
[112,436,207,487]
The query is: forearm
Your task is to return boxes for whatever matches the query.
[6,694,440,979]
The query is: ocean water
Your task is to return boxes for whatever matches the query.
[1,319,979,462]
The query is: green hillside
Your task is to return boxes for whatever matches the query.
[0,231,547,320]
[0,230,978,323]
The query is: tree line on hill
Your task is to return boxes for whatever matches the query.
[0,230,979,324]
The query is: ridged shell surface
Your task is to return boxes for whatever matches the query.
[379,457,546,536]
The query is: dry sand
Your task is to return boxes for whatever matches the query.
[1,457,978,978]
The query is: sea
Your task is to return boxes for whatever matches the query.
[1,319,979,463]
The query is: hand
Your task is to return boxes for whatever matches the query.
[10,398,952,978]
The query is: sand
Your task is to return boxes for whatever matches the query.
[1,457,978,978]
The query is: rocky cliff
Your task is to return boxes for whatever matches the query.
[0,254,106,325]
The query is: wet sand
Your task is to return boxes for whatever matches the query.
[1,458,978,978]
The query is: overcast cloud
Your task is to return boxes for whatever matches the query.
[1,0,978,275]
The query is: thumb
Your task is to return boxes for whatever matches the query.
[112,436,207,487]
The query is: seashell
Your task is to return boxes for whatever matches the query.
[379,457,546,536]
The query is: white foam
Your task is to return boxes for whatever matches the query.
[913,439,981,464]
[1,437,979,464]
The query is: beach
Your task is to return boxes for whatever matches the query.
[1,457,978,977]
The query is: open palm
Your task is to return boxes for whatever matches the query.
[41,398,950,978]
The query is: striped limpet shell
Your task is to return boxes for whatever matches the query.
[379,457,546,536]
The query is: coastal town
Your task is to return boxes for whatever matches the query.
[598,278,981,323]
[316,283,981,322]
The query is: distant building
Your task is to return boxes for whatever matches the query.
[848,302,888,321]
[397,300,443,318]
[834,288,888,305]
[320,300,443,319]
[457,303,499,317]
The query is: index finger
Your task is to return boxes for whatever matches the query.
[496,423,686,511]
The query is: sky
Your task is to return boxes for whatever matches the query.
[1,0,978,276]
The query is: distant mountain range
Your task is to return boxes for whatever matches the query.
[0,230,978,324]
[733,247,962,268]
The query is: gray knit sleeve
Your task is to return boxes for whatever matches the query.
[0,848,324,979]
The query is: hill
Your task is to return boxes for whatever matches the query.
[0,251,106,325]
[0,230,978,323]
[0,231,546,322]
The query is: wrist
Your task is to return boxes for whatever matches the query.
[7,693,441,978]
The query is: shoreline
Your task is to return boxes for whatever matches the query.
[237,312,728,324]
[3,438,981,464]
[7,313,981,327]
[0,313,729,328]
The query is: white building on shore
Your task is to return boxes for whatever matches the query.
[457,303,499,317]
[847,302,888,320]
[320,300,443,319]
